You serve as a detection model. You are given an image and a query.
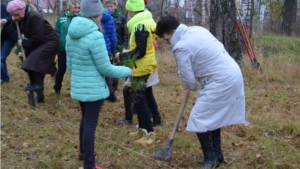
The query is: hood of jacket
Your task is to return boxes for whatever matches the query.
[68,16,99,39]
[101,8,111,24]
[126,10,154,34]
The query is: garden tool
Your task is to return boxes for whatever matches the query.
[234,0,261,70]
[155,90,190,162]
[15,21,36,109]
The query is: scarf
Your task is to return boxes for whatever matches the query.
[111,8,120,17]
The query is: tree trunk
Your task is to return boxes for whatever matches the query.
[210,0,242,64]
[282,0,297,36]
[205,0,210,28]
[190,0,195,25]
[58,0,63,15]
[249,0,254,38]
[37,0,43,15]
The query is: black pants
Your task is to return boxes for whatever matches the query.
[112,78,119,91]
[123,86,133,120]
[131,75,154,133]
[54,51,67,92]
[145,86,160,119]
[79,99,104,169]
[27,70,45,86]
[105,77,115,96]
[123,86,160,120]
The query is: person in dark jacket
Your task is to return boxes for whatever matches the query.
[100,5,118,102]
[7,0,59,103]
[105,0,128,50]
[1,3,18,84]
[53,0,80,94]
[105,0,129,91]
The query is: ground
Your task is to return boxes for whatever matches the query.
[1,36,300,169]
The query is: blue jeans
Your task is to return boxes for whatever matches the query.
[79,100,104,169]
[1,38,15,82]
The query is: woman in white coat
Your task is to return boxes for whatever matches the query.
[155,15,246,169]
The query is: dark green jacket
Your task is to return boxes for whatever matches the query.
[55,11,79,52]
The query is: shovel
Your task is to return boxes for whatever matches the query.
[155,90,190,162]
[15,21,36,109]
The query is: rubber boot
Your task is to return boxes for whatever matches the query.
[134,129,156,146]
[35,90,44,103]
[197,132,219,169]
[27,72,44,92]
[211,128,224,163]
[129,124,145,137]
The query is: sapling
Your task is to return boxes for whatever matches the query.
[13,44,23,66]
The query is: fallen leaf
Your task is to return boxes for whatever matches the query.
[285,136,292,139]
[68,140,74,143]
[23,142,29,148]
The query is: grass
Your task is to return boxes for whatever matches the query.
[1,34,300,169]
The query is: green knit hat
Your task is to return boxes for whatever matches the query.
[125,0,145,12]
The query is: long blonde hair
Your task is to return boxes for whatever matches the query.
[91,17,103,33]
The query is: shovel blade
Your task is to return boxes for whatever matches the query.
[155,148,173,163]
[27,91,36,109]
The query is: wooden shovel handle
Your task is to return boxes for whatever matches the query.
[15,21,36,109]
[169,90,190,139]
[15,21,26,60]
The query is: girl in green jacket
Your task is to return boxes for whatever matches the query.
[53,0,80,94]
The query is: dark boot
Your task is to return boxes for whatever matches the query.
[27,72,44,92]
[197,132,219,169]
[35,90,44,103]
[211,128,224,163]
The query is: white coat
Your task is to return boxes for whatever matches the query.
[171,24,246,132]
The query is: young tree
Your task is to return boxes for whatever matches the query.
[210,0,242,64]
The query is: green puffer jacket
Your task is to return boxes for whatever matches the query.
[66,17,132,102]
[55,11,79,52]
